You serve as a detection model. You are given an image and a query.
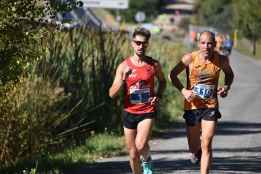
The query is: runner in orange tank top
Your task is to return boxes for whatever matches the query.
[184,50,221,110]
[109,27,166,174]
[170,31,234,174]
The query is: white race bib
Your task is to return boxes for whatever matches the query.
[193,84,215,100]
[129,88,150,104]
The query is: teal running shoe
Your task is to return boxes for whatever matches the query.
[141,156,153,174]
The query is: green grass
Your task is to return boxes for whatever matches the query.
[49,133,125,164]
[0,133,125,174]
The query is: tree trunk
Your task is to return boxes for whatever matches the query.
[252,37,256,56]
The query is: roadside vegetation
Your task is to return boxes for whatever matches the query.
[0,28,185,173]
[1,132,124,174]
[1,0,261,173]
[236,39,261,60]
[0,1,186,172]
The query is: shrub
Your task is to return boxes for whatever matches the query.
[0,77,68,167]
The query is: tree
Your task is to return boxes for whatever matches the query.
[196,0,233,32]
[0,0,80,84]
[0,0,45,84]
[233,0,261,55]
[116,0,161,23]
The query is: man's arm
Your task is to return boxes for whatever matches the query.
[169,54,194,101]
[222,56,234,89]
[219,56,234,97]
[155,61,166,99]
[109,63,124,98]
[169,61,186,92]
[169,54,192,91]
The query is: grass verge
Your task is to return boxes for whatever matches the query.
[0,133,125,174]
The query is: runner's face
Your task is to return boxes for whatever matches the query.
[215,36,224,50]
[199,33,215,58]
[132,35,148,57]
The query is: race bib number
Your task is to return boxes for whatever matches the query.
[129,88,150,104]
[192,84,215,100]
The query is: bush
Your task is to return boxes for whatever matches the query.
[0,77,68,168]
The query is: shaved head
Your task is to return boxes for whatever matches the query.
[199,31,215,43]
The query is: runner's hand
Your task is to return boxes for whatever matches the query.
[149,96,160,105]
[122,66,132,81]
[199,49,209,58]
[181,88,196,102]
[218,86,229,98]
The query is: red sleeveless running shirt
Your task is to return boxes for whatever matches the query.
[124,57,156,114]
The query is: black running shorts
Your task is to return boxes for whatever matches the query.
[123,111,155,129]
[183,108,221,126]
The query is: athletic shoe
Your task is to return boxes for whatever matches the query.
[141,156,153,174]
[190,153,199,164]
[189,149,202,164]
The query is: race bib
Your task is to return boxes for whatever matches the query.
[192,84,215,100]
[129,88,150,104]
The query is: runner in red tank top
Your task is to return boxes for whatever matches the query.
[109,27,166,174]
[124,56,157,114]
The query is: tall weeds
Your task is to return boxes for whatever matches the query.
[0,77,67,167]
[38,28,129,130]
[0,27,186,169]
[0,27,129,168]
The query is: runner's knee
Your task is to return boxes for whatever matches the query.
[128,148,139,160]
[136,141,147,153]
[201,137,213,152]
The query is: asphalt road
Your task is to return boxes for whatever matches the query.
[66,50,261,174]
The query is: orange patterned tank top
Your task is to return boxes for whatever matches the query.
[184,51,221,110]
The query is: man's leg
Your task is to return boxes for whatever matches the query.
[200,120,217,174]
[136,118,154,159]
[136,118,154,174]
[124,128,141,174]
[186,123,201,155]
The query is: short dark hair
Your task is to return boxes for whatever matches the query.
[199,31,215,43]
[132,27,151,41]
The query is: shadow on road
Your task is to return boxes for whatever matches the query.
[154,120,261,139]
[216,121,261,135]
[62,120,261,173]
[150,146,261,155]
[63,147,261,174]
[213,155,261,173]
